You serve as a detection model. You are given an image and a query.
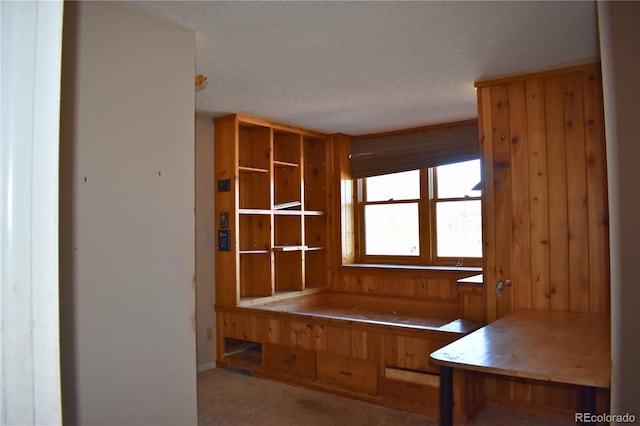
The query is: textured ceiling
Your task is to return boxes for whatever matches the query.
[120,1,599,135]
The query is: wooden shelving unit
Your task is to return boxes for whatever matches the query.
[214,114,332,306]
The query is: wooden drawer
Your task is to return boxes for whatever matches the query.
[264,343,316,379]
[316,352,378,395]
[380,367,439,404]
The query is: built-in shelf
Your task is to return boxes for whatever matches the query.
[273,160,299,168]
[274,201,302,210]
[273,245,308,252]
[239,250,270,255]
[215,113,330,306]
[239,208,272,215]
[239,166,269,174]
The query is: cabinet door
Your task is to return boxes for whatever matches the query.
[478,64,609,322]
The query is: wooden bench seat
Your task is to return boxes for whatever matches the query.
[247,291,481,335]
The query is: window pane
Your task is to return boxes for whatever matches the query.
[365,170,419,202]
[436,200,482,258]
[364,203,419,256]
[436,159,481,199]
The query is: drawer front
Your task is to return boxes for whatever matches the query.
[264,343,316,379]
[380,368,439,403]
[316,352,378,395]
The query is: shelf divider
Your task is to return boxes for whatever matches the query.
[239,165,269,174]
[272,245,308,252]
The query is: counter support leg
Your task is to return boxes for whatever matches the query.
[578,386,596,425]
[439,366,453,426]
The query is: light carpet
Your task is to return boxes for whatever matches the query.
[197,368,573,426]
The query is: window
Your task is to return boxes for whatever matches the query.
[356,159,482,266]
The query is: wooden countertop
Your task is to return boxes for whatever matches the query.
[430,309,611,388]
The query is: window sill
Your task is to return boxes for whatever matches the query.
[341,263,482,274]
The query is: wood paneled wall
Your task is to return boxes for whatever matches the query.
[477,63,610,414]
[478,63,609,319]
[335,267,474,299]
[334,266,486,322]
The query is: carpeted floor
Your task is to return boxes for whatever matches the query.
[198,368,573,426]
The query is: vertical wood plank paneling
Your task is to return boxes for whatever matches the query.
[412,277,428,298]
[322,136,335,290]
[544,75,570,311]
[490,84,514,319]
[498,81,535,402]
[370,274,386,294]
[327,326,350,356]
[383,276,406,296]
[478,86,498,402]
[507,81,532,312]
[525,78,551,310]
[333,134,355,268]
[582,69,610,314]
[290,321,315,349]
[214,116,239,307]
[383,334,398,367]
[548,382,577,413]
[426,279,439,298]
[333,270,480,308]
[479,87,498,324]
[257,317,281,344]
[350,329,368,360]
[513,377,532,405]
[527,88,555,402]
[563,72,590,312]
[367,332,383,369]
[313,323,328,351]
[278,319,292,346]
[438,279,452,299]
[489,84,513,402]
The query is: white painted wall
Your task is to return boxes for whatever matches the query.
[597,1,640,419]
[0,1,63,424]
[59,2,197,424]
[195,114,216,370]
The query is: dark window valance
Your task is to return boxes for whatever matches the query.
[350,119,479,179]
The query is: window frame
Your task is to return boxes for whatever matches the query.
[355,163,482,267]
